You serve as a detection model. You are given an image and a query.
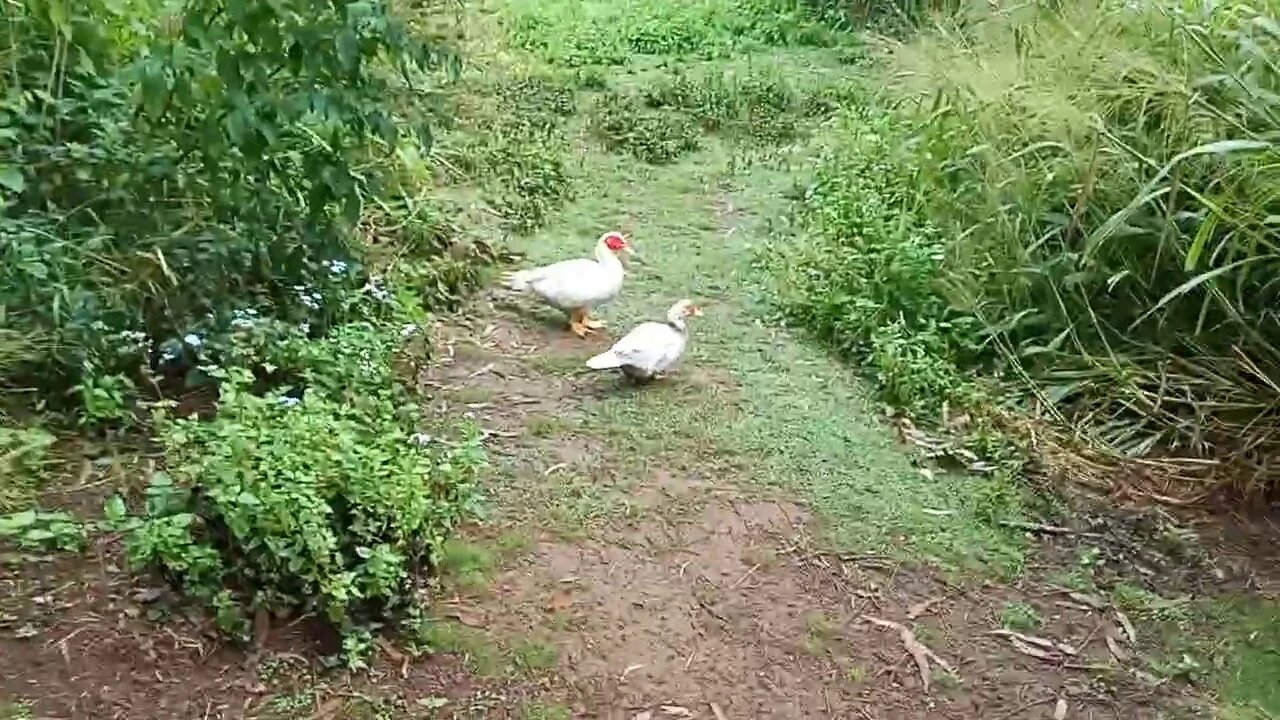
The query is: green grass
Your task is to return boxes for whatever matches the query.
[436,539,496,594]
[999,601,1043,632]
[509,131,1027,575]
[510,637,559,671]
[408,619,502,676]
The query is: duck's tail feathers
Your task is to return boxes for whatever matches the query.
[502,270,535,291]
[585,350,623,370]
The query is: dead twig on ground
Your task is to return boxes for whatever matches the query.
[861,616,956,693]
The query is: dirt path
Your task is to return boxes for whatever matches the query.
[423,302,1203,719]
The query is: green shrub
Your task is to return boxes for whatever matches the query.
[111,324,485,664]
[0,0,456,420]
[875,0,1280,487]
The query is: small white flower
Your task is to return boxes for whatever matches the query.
[231,308,259,329]
[400,323,418,338]
[278,396,301,408]
[298,322,311,335]
[294,285,322,311]
[325,259,349,274]
[363,275,392,303]
[410,432,433,446]
[183,333,203,348]
[160,349,178,363]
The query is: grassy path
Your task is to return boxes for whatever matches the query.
[412,25,1233,717]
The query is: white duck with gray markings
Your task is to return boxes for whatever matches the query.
[585,299,703,381]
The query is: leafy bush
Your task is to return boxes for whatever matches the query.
[1,0,457,418]
[0,509,89,553]
[769,0,1280,493]
[504,0,837,66]
[589,92,702,164]
[112,323,485,663]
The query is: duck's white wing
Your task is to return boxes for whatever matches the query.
[608,322,684,372]
[517,259,620,309]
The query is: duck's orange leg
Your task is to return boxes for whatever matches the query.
[567,307,590,338]
[582,307,606,330]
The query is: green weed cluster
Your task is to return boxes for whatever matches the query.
[588,92,703,164]
[504,0,836,66]
[110,313,485,666]
[0,427,55,512]
[0,0,468,420]
[643,68,806,145]
[445,73,578,233]
[591,67,847,162]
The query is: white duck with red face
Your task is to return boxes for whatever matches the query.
[503,231,635,338]
[585,299,703,381]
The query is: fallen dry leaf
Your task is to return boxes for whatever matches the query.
[710,702,728,720]
[1054,698,1068,720]
[1010,637,1055,661]
[444,607,486,628]
[1115,610,1137,644]
[989,629,1077,656]
[1067,591,1108,610]
[1105,634,1129,662]
[661,706,693,718]
[632,713,652,720]
[907,597,943,619]
[545,589,574,613]
[377,637,405,662]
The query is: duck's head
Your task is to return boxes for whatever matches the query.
[666,299,703,329]
[599,231,641,264]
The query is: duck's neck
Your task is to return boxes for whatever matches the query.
[665,313,687,333]
[594,243,624,276]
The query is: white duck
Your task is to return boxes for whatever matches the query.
[585,299,703,381]
[504,231,636,338]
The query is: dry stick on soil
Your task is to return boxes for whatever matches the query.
[997,520,1105,539]
[861,616,956,693]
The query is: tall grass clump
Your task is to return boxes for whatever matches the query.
[797,0,1280,495]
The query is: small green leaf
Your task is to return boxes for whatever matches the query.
[0,165,24,193]
[0,510,38,533]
